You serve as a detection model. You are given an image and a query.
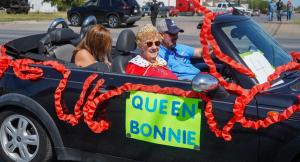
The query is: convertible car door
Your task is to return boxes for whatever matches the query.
[72,72,260,162]
[256,93,300,162]
[3,65,259,161]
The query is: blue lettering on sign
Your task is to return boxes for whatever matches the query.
[182,130,186,144]
[171,101,180,116]
[141,123,152,137]
[145,97,157,112]
[159,99,168,115]
[129,120,197,146]
[131,95,197,118]
[153,126,166,140]
[168,128,180,144]
[187,131,196,145]
[132,95,143,110]
[130,120,139,134]
[182,103,196,119]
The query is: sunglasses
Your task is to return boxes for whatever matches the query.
[145,41,161,47]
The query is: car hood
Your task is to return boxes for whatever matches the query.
[257,73,300,108]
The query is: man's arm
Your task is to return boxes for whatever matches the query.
[194,47,213,58]
[193,47,203,58]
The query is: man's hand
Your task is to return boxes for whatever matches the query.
[194,47,213,58]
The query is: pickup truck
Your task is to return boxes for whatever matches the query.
[210,2,250,15]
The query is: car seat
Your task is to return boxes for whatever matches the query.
[70,15,98,46]
[111,29,137,73]
[38,28,78,62]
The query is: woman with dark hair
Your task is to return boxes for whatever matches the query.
[72,24,112,70]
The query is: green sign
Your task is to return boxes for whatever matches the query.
[125,91,201,150]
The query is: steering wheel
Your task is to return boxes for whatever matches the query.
[47,18,69,33]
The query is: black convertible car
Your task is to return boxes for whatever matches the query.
[0,12,300,162]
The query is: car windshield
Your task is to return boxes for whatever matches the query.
[221,19,292,69]
[84,0,98,6]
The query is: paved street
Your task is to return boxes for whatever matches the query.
[0,14,299,53]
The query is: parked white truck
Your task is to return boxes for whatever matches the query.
[209,2,251,15]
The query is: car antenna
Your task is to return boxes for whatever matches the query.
[225,0,244,15]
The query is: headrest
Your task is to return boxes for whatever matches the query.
[49,28,78,43]
[80,15,97,39]
[80,25,93,39]
[38,28,78,54]
[116,29,136,53]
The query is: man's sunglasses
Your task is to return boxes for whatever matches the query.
[145,41,161,47]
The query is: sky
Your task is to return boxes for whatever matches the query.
[282,0,300,7]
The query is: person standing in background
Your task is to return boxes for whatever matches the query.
[268,0,276,21]
[276,0,284,22]
[286,0,293,21]
[150,0,160,26]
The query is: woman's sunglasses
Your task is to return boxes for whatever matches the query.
[145,41,161,48]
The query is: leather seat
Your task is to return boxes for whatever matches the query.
[38,28,78,62]
[111,29,137,73]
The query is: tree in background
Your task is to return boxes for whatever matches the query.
[43,0,85,11]
[248,0,268,14]
[295,6,300,13]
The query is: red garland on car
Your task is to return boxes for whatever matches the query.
[193,0,300,141]
[0,2,300,141]
[0,55,211,134]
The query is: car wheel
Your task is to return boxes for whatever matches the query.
[108,15,120,28]
[0,110,53,162]
[6,9,11,14]
[127,22,135,26]
[70,14,81,26]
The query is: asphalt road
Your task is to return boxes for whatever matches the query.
[0,14,299,53]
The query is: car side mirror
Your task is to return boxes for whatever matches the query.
[192,73,229,99]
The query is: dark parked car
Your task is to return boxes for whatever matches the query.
[67,0,141,28]
[1,13,300,162]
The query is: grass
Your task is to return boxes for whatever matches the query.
[294,19,300,25]
[0,11,67,22]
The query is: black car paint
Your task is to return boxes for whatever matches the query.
[67,0,141,27]
[1,14,300,162]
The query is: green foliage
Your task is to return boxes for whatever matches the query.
[259,1,268,13]
[296,6,300,13]
[43,0,85,11]
[248,0,270,13]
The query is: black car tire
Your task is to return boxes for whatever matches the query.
[70,14,81,26]
[6,9,11,14]
[108,15,120,28]
[0,110,53,162]
[127,22,135,26]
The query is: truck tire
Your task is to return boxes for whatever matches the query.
[108,15,120,28]
[6,9,12,14]
[0,110,53,162]
[70,14,81,26]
